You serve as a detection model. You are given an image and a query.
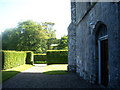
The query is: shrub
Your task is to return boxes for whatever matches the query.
[26,51,34,64]
[2,51,26,70]
[34,54,47,64]
[47,50,68,64]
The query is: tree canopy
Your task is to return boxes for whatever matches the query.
[2,20,57,52]
[57,35,68,50]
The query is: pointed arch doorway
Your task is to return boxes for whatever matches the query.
[96,24,109,87]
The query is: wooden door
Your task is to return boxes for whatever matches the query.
[100,39,109,86]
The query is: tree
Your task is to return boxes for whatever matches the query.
[41,22,56,38]
[16,20,48,52]
[2,28,19,50]
[2,20,47,52]
[41,22,57,50]
[57,35,68,50]
[2,20,57,52]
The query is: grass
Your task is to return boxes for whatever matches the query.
[43,70,69,75]
[1,64,33,83]
[34,61,47,64]
[43,64,69,75]
[1,64,69,83]
[44,64,68,71]
[34,54,46,55]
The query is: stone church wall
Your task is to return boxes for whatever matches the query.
[68,2,77,72]
[68,2,120,88]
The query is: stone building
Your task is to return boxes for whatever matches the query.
[68,2,120,88]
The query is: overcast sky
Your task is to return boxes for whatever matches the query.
[0,0,71,39]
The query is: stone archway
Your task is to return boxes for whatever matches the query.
[95,23,109,87]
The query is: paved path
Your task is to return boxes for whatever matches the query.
[2,64,100,88]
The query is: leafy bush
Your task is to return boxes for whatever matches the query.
[26,51,34,64]
[2,51,26,70]
[34,54,47,62]
[47,50,68,64]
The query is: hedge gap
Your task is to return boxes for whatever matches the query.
[26,51,34,64]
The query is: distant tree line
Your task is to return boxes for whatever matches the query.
[1,20,68,53]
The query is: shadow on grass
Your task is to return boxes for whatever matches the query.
[43,70,70,75]
[2,70,20,83]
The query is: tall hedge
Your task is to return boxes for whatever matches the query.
[2,51,26,70]
[47,50,68,64]
[34,54,46,61]
[26,51,34,64]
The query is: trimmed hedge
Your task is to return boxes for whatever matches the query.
[34,54,47,64]
[47,50,68,64]
[26,51,34,64]
[2,51,26,70]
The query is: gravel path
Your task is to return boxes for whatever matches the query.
[2,64,100,88]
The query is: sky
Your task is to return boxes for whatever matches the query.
[0,0,71,39]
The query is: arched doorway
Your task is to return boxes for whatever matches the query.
[96,24,109,87]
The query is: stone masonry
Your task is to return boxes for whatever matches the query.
[68,2,77,72]
[68,2,120,88]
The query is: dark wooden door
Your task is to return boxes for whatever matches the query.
[100,39,109,86]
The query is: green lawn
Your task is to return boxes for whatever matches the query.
[43,70,69,75]
[1,64,69,83]
[1,64,33,83]
[44,64,68,71]
[43,64,69,75]
[34,61,47,64]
